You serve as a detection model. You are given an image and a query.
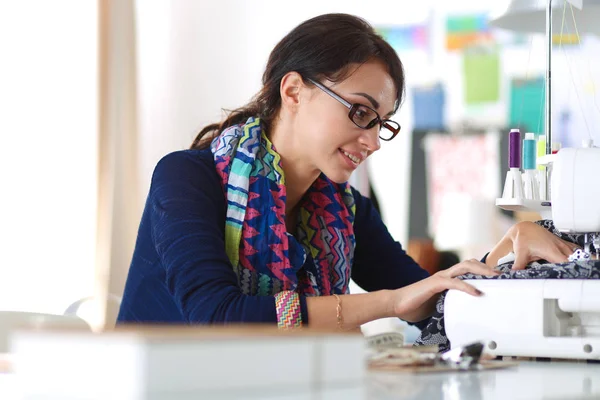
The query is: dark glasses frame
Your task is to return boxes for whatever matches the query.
[306,78,401,141]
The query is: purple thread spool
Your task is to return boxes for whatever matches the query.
[509,129,521,169]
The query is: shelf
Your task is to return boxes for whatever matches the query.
[495,198,552,217]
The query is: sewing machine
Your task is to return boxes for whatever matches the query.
[445,146,600,360]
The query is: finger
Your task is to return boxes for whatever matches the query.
[542,246,570,264]
[449,260,498,278]
[512,251,529,270]
[560,244,575,259]
[558,243,572,258]
[560,241,579,257]
[444,278,483,297]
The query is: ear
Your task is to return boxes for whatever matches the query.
[279,71,305,112]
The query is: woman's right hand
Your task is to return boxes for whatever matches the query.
[390,259,498,322]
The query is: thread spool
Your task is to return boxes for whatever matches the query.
[502,128,524,200]
[509,129,521,169]
[537,138,546,171]
[521,132,539,200]
[523,132,537,170]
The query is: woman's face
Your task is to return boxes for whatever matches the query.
[296,59,398,183]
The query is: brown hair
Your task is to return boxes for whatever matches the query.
[191,13,405,150]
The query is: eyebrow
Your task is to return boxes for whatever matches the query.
[352,92,379,110]
[352,92,396,118]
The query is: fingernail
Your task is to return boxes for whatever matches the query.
[476,289,484,296]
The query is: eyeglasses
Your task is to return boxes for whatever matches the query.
[307,78,401,141]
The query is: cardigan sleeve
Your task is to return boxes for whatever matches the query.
[351,187,430,290]
[149,151,308,325]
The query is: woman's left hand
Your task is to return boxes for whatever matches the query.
[510,221,578,270]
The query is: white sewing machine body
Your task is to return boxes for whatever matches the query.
[552,147,600,236]
[446,147,600,359]
[446,280,600,359]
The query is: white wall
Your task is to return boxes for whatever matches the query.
[0,0,97,313]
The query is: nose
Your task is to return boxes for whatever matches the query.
[358,126,381,153]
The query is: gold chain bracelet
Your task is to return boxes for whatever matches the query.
[332,294,343,330]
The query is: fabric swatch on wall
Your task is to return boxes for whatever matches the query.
[463,51,500,105]
[446,14,492,51]
[412,83,445,130]
[509,76,545,135]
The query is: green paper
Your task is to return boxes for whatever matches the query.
[447,15,487,34]
[463,52,500,105]
[509,77,545,135]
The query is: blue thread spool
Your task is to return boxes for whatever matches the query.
[523,132,537,170]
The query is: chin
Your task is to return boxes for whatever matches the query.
[321,169,352,184]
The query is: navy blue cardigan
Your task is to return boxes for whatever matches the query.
[117,149,429,326]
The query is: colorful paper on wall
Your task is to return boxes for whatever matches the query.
[463,51,500,104]
[423,132,500,238]
[509,77,545,134]
[495,31,528,47]
[412,84,445,130]
[446,14,493,51]
[378,25,428,51]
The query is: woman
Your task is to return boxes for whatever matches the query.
[117,13,575,330]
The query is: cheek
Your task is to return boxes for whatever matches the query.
[305,122,344,154]
[304,101,349,131]
[298,104,354,153]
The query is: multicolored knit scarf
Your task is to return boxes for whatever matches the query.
[210,117,356,327]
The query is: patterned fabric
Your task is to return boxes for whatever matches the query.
[275,291,302,328]
[210,117,356,325]
[415,219,600,352]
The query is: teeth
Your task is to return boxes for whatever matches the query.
[343,151,360,164]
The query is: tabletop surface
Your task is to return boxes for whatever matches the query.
[2,360,599,399]
[368,360,600,400]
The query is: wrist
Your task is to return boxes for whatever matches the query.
[381,289,396,318]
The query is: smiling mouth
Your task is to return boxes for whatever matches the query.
[340,149,361,164]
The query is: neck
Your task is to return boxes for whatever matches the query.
[269,118,320,213]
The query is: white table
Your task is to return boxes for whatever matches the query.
[0,372,17,399]
[2,361,600,399]
[368,361,600,400]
